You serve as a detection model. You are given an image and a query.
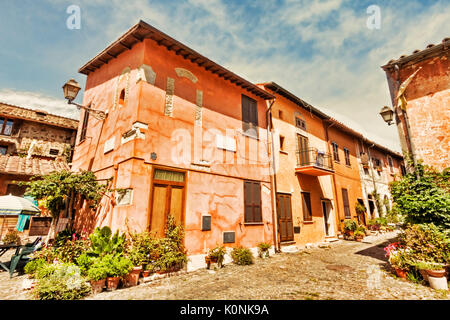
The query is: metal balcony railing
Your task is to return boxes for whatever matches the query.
[296,148,333,171]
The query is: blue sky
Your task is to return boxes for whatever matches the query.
[0,0,449,152]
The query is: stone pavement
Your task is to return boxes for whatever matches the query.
[1,231,448,300]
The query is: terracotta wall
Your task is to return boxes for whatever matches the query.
[71,37,274,255]
[326,127,363,231]
[385,52,449,171]
[269,93,336,245]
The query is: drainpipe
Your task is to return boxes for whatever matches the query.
[265,97,280,253]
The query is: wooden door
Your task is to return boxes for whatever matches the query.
[297,134,309,166]
[277,193,294,242]
[150,169,185,237]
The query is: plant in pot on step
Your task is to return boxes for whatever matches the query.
[384,242,411,279]
[353,229,365,242]
[257,242,271,259]
[87,259,108,294]
[343,220,357,239]
[413,261,448,290]
[102,254,133,291]
[206,245,226,269]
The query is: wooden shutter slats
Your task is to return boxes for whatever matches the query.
[244,180,262,223]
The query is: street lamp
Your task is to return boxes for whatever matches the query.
[379,106,394,125]
[62,79,107,121]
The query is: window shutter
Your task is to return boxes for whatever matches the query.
[342,188,350,218]
[244,180,262,223]
[253,182,262,222]
[302,192,312,221]
[80,109,89,142]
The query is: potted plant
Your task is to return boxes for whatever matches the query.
[103,254,133,291]
[353,229,365,242]
[384,242,410,279]
[343,220,357,237]
[257,242,271,259]
[206,246,226,269]
[87,261,108,294]
[415,261,448,290]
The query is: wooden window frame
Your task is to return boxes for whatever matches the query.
[0,117,14,136]
[301,191,313,222]
[344,147,351,167]
[342,188,351,219]
[387,156,394,173]
[244,180,263,224]
[331,142,340,163]
[241,94,258,139]
[0,145,7,155]
[295,117,306,130]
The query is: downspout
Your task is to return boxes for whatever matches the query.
[265,96,280,252]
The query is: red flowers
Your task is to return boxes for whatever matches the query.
[384,242,403,258]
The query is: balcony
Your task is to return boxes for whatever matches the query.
[295,148,334,176]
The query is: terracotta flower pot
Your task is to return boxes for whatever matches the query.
[106,277,120,291]
[394,267,408,279]
[90,279,106,294]
[142,270,151,277]
[123,268,141,287]
[425,269,446,278]
[419,270,429,282]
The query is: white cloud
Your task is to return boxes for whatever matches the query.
[9,0,449,153]
[0,89,79,120]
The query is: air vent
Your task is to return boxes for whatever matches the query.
[49,149,59,156]
[223,231,235,244]
[294,226,301,234]
[35,111,47,117]
[201,215,211,231]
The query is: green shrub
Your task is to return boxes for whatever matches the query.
[54,238,90,264]
[412,261,445,270]
[75,253,94,276]
[344,220,357,231]
[231,247,254,265]
[88,226,126,258]
[32,264,90,300]
[125,231,153,267]
[208,246,226,264]
[54,227,80,247]
[87,259,108,281]
[398,223,449,264]
[390,161,450,232]
[101,254,133,277]
[257,242,271,258]
[2,230,21,245]
[24,259,46,276]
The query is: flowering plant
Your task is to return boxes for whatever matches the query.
[384,242,411,269]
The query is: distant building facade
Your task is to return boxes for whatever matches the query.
[382,37,450,171]
[0,102,78,196]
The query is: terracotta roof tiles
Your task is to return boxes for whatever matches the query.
[0,102,78,130]
[0,155,70,176]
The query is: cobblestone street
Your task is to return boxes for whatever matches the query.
[1,231,448,300]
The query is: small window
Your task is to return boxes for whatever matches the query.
[279,135,285,151]
[49,149,59,156]
[302,192,312,222]
[242,95,258,138]
[400,164,407,176]
[35,111,47,117]
[0,118,13,136]
[0,145,7,155]
[278,110,283,120]
[387,156,394,173]
[332,142,339,162]
[344,148,351,166]
[119,89,126,106]
[244,180,262,223]
[295,117,306,130]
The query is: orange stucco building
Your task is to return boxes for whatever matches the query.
[70,21,276,270]
[70,20,405,266]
